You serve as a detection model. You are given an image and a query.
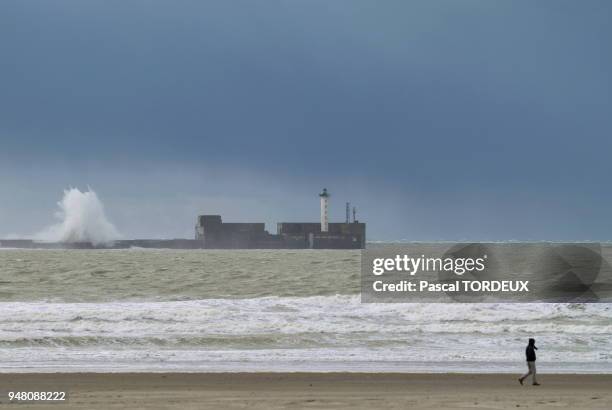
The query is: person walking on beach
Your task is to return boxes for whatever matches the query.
[518,338,540,386]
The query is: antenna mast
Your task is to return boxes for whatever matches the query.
[345,202,350,224]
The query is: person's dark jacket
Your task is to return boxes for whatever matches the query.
[526,344,537,362]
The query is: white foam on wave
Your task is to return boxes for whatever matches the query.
[1,297,610,338]
[34,188,120,245]
[0,297,611,372]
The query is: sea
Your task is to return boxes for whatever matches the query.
[0,246,611,373]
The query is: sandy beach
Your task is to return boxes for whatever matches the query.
[0,373,610,409]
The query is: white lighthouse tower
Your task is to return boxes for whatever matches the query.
[319,188,330,232]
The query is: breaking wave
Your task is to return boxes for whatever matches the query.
[35,188,120,245]
[0,297,611,372]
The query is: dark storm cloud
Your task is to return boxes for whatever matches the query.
[1,1,611,239]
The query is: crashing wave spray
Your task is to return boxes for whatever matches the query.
[36,188,120,245]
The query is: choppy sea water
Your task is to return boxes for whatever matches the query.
[0,246,610,373]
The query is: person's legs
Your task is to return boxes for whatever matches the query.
[531,362,539,385]
[519,362,532,384]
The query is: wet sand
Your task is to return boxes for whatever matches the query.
[0,373,610,409]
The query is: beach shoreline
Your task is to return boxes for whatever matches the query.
[0,372,610,409]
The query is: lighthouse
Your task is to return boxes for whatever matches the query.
[319,188,330,232]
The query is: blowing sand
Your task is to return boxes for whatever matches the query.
[0,373,610,409]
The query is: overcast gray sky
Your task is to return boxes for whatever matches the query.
[1,1,611,241]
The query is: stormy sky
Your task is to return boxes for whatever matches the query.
[1,1,611,240]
